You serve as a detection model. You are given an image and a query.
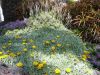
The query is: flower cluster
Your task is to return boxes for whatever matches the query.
[33,60,47,70]
[81,50,90,61]
[0,31,94,75]
[0,51,9,59]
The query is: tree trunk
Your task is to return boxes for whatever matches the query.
[0,0,4,22]
[1,0,24,22]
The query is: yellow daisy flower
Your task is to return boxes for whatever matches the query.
[81,53,90,61]
[37,63,44,69]
[0,55,8,59]
[42,60,47,65]
[51,46,56,51]
[83,50,90,55]
[51,40,56,43]
[0,52,3,55]
[23,48,28,52]
[81,57,87,61]
[9,53,16,58]
[55,68,61,74]
[16,62,24,68]
[30,52,34,57]
[16,52,21,56]
[33,61,39,66]
[44,41,50,45]
[82,54,87,59]
[56,43,61,47]
[22,42,27,45]
[65,68,71,73]
[32,45,37,49]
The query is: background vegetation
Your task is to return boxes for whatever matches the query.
[0,0,99,75]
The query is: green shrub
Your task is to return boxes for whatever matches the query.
[27,11,67,31]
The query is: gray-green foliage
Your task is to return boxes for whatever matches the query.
[27,11,67,30]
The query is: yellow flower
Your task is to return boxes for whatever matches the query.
[22,42,27,45]
[33,61,39,66]
[0,52,3,55]
[37,63,44,69]
[82,57,87,61]
[87,55,90,58]
[0,55,8,59]
[30,52,34,57]
[32,45,37,49]
[81,54,87,61]
[42,60,47,65]
[83,50,90,55]
[51,46,56,51]
[81,54,90,61]
[51,40,56,43]
[9,53,16,57]
[56,35,60,38]
[29,39,34,43]
[56,43,61,47]
[82,54,87,59]
[55,68,61,74]
[16,52,21,56]
[16,62,24,68]
[23,48,28,52]
[65,68,71,73]
[44,41,50,45]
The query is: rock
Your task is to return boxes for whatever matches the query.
[0,61,29,75]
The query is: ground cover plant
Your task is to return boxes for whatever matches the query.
[0,28,95,75]
[0,12,98,75]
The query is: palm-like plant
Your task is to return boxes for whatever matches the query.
[72,12,94,28]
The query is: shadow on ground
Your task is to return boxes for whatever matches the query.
[0,20,27,36]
